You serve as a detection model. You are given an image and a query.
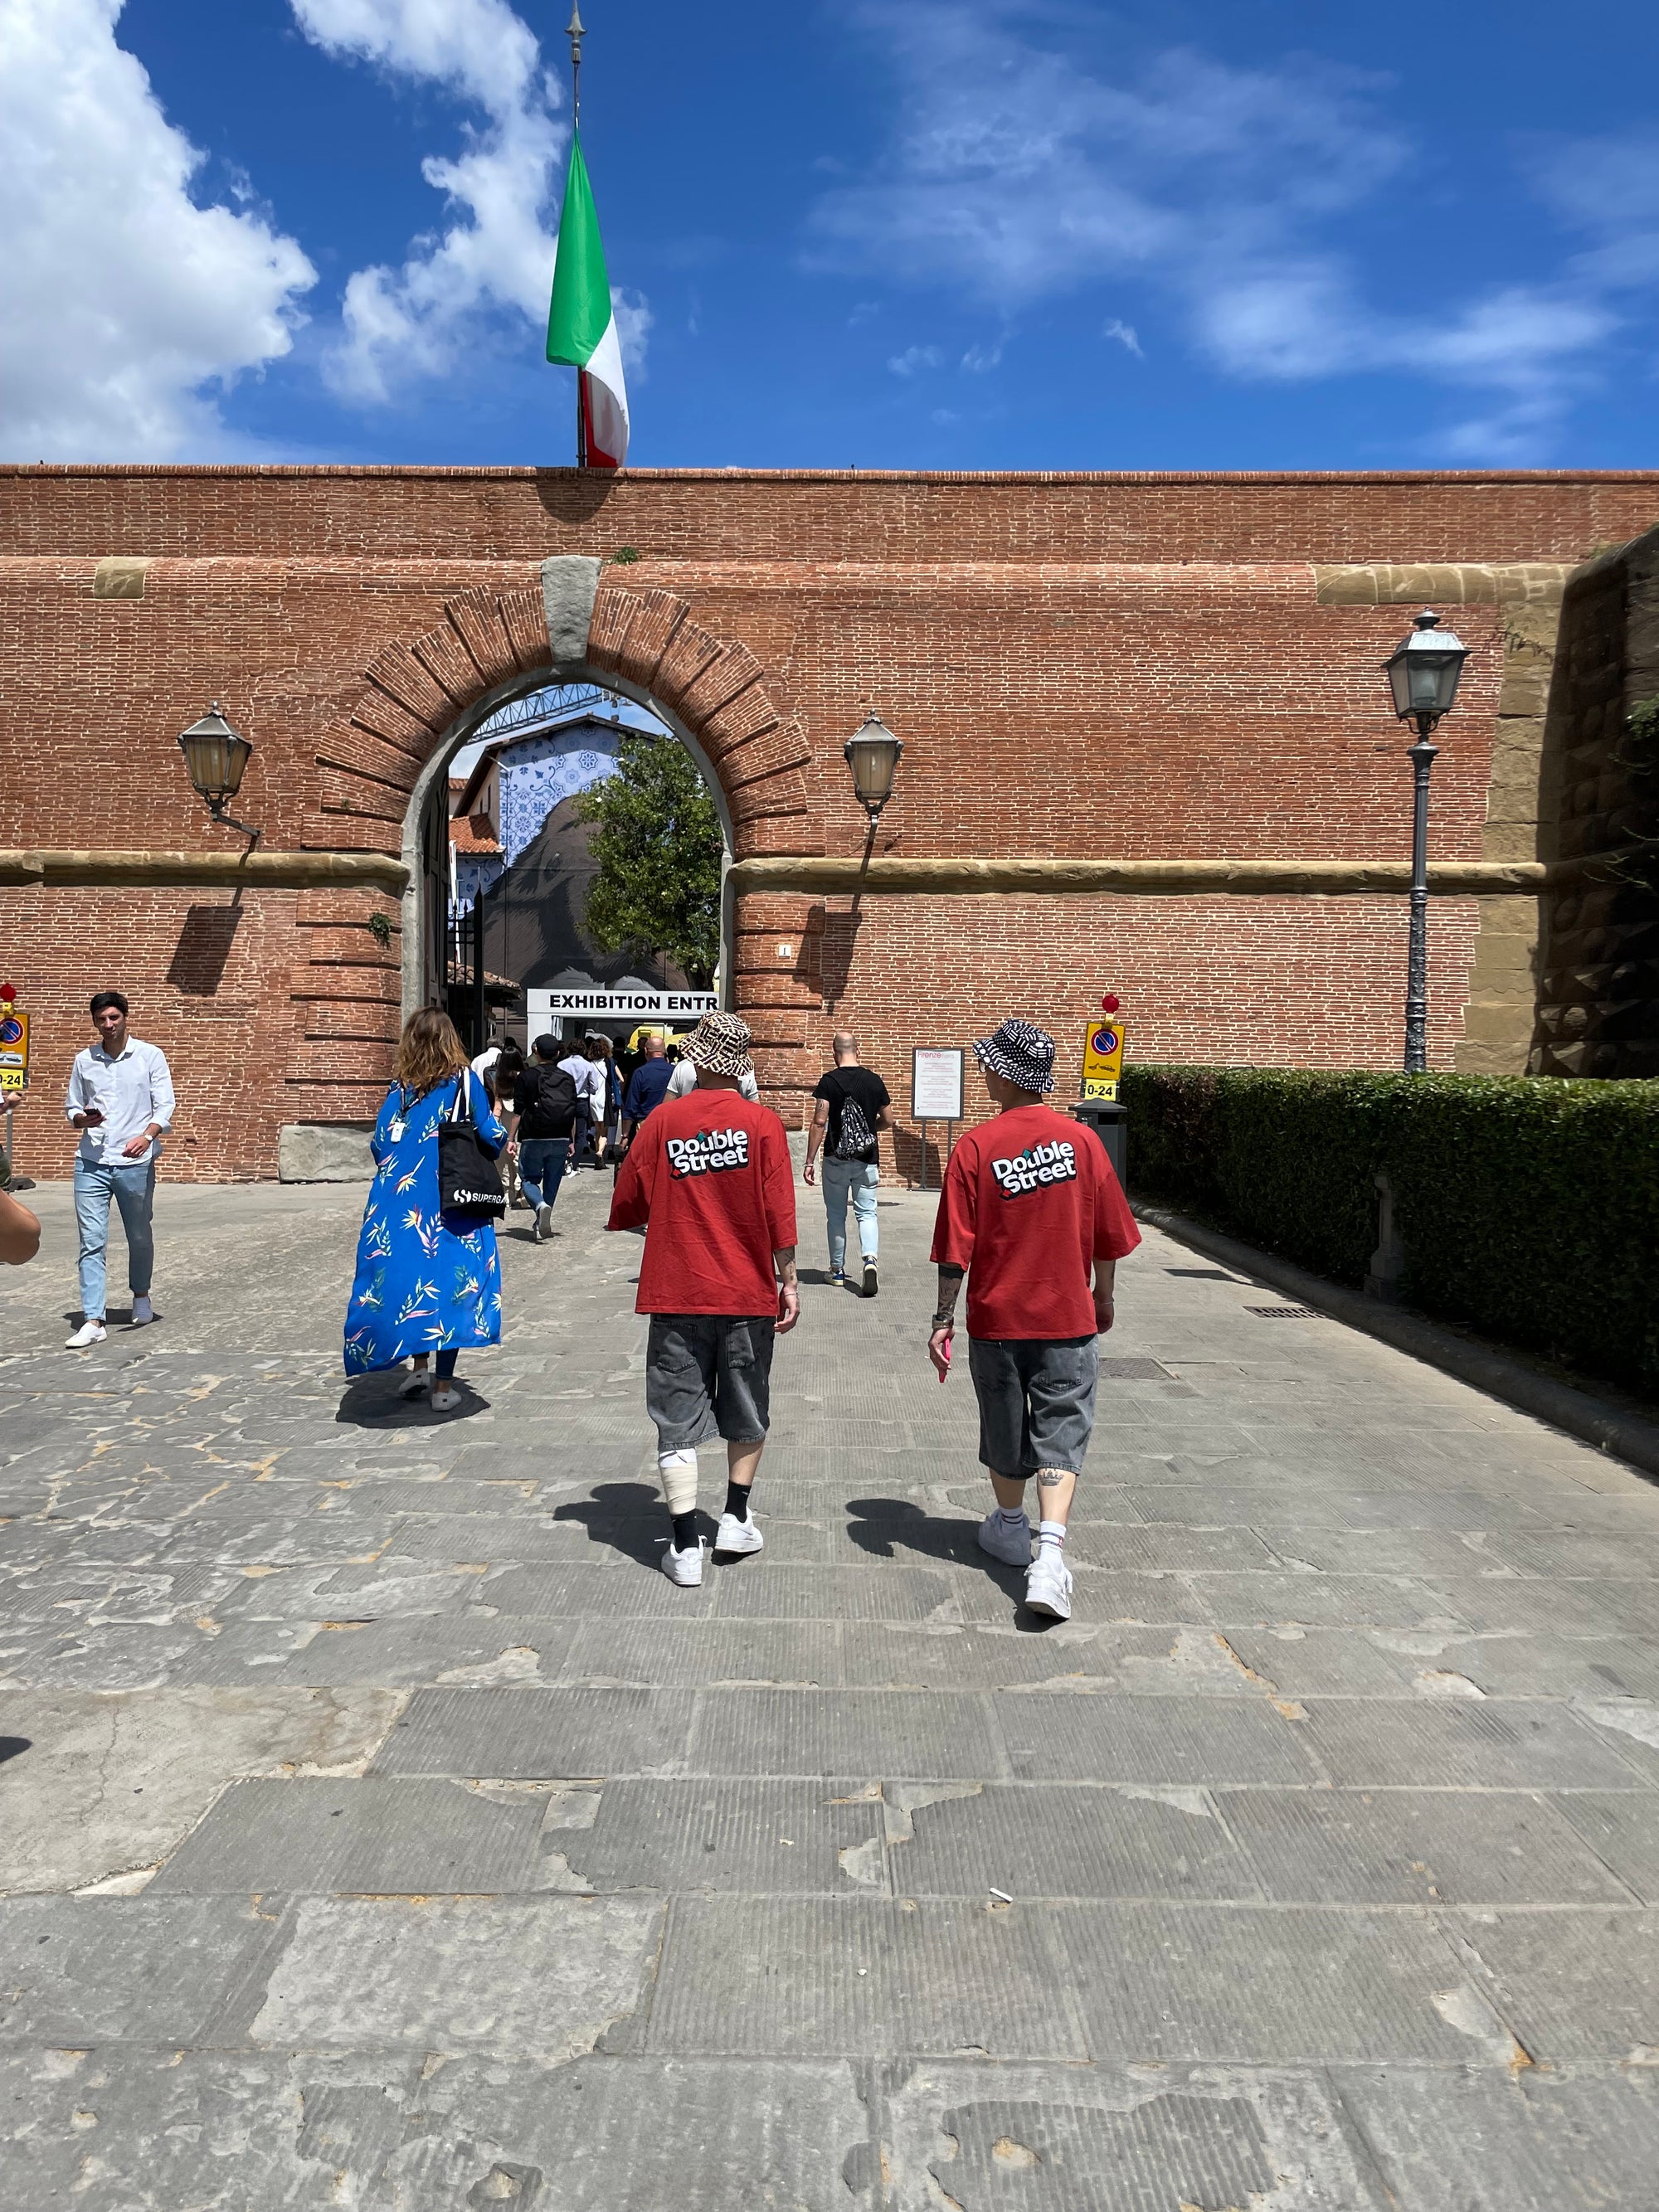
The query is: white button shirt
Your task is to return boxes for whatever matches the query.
[65,1038,176,1166]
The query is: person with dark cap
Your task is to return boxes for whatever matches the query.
[508,1033,580,1242]
[607,1011,799,1587]
[927,1017,1140,1621]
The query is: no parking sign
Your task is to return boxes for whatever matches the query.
[1080,1014,1125,1101]
[0,993,25,1095]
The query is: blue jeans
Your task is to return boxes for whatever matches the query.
[73,1157,156,1320]
[822,1157,879,1275]
[518,1138,570,1212]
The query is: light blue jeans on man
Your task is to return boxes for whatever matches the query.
[73,1158,156,1320]
[822,1157,879,1276]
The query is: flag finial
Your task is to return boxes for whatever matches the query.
[566,3,586,129]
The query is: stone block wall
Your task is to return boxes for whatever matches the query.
[1530,526,1659,1078]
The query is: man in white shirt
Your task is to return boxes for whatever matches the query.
[64,991,175,1348]
[558,1038,606,1169]
[668,1054,759,1104]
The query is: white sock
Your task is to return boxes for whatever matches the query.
[1038,1519,1067,1550]
[657,1448,698,1517]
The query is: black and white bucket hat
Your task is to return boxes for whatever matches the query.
[684,1010,756,1080]
[972,1016,1057,1095]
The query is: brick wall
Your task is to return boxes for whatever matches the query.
[2,465,1657,1179]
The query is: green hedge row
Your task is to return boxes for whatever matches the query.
[1121,1066,1659,1400]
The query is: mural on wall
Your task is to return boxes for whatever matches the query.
[450,714,625,914]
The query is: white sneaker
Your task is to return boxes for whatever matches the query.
[661,1537,705,1587]
[398,1370,430,1399]
[65,1320,106,1349]
[130,1295,155,1327]
[431,1385,462,1413]
[713,1511,764,1557]
[978,1509,1033,1568]
[1025,1547,1073,1621]
[536,1203,554,1241]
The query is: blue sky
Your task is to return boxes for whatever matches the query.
[6,0,1657,469]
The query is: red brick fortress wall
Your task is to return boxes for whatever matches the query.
[3,464,1657,1179]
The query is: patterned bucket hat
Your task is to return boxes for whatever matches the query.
[683,1010,755,1079]
[972,1016,1057,1094]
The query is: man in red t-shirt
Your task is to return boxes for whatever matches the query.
[607,1011,800,1587]
[928,1017,1140,1621]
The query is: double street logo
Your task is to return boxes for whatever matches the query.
[990,1138,1078,1198]
[666,1126,752,1179]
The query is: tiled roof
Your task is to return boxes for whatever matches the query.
[449,810,500,854]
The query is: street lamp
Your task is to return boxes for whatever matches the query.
[844,712,903,822]
[1381,611,1469,1072]
[178,702,259,846]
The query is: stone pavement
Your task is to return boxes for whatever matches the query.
[3,1162,1659,2208]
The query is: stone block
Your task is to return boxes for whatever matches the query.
[277,1122,375,1181]
[540,553,603,664]
[91,554,152,600]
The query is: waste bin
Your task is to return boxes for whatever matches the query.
[1068,1099,1127,1189]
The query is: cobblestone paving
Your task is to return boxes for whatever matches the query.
[3,1165,1659,2206]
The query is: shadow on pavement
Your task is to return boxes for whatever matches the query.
[843,1495,1062,1631]
[333,1376,492,1428]
[552,1480,665,1568]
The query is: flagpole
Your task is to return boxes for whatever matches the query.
[567,3,587,467]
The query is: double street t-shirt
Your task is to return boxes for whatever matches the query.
[608,1090,798,1315]
[930,1104,1140,1339]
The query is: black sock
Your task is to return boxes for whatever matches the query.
[671,1510,699,1553]
[723,1479,752,1523]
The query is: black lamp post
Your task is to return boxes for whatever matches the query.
[1382,612,1469,1072]
[178,703,260,846]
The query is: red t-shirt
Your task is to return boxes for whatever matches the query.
[930,1104,1140,1340]
[607,1089,798,1316]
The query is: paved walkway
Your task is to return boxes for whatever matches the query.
[3,1163,1659,2207]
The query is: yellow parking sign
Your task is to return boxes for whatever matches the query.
[0,1007,27,1094]
[1081,1015,1124,1102]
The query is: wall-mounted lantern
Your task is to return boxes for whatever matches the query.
[178,703,259,846]
[843,712,903,822]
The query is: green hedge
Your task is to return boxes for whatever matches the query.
[1121,1066,1659,1400]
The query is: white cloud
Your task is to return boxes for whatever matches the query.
[961,338,1003,372]
[888,344,943,376]
[0,0,315,459]
[810,2,1631,457]
[291,0,640,402]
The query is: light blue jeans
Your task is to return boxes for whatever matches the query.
[822,1157,879,1276]
[73,1157,156,1320]
[518,1138,571,1213]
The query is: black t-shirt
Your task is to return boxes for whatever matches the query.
[814,1066,890,1163]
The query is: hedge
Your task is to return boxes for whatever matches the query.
[1121,1066,1659,1401]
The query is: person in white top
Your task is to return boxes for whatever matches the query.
[64,991,175,1349]
[668,1053,759,1104]
[558,1040,606,1169]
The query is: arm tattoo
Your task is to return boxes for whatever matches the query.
[933,1264,964,1327]
[773,1245,798,1285]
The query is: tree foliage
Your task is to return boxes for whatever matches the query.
[577,730,722,987]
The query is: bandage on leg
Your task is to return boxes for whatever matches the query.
[657,1447,698,1518]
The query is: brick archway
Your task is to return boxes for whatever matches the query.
[298,573,818,1112]
[324,576,813,858]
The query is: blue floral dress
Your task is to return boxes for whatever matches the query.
[343,1072,505,1376]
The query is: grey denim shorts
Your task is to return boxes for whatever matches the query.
[645,1314,776,1451]
[967,1334,1099,1476]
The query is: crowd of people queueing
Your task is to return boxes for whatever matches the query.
[343,1004,1137,1625]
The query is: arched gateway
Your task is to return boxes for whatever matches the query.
[3,463,1657,1178]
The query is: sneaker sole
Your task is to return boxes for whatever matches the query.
[1025,1594,1072,1619]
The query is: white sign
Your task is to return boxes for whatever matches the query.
[528,988,718,1020]
[912,1047,965,1121]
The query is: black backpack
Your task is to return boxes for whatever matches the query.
[517,1061,578,1140]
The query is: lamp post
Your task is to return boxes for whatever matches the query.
[843,712,902,848]
[178,703,259,847]
[1381,612,1469,1072]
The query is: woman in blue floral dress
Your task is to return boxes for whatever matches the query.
[344,1009,505,1411]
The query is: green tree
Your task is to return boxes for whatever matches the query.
[578,731,723,987]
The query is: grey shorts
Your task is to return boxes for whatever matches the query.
[645,1314,776,1451]
[967,1334,1099,1477]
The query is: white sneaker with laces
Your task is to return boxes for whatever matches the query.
[713,1511,764,1557]
[978,1509,1033,1568]
[65,1320,106,1349]
[661,1537,705,1587]
[131,1295,155,1327]
[536,1203,554,1241]
[1025,1546,1073,1621]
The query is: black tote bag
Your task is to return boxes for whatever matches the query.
[436,1076,506,1223]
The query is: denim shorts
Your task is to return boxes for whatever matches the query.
[967,1334,1099,1476]
[645,1314,776,1450]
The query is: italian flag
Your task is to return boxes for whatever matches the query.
[546,139,630,469]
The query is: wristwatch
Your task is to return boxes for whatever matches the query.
[930,1310,956,1330]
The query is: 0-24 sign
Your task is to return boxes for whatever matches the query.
[1081,1017,1125,1101]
